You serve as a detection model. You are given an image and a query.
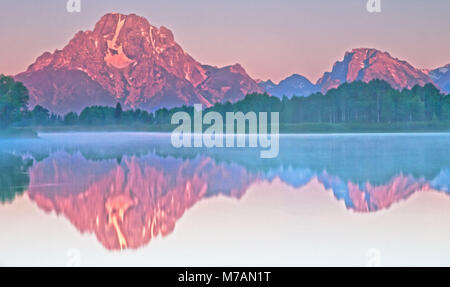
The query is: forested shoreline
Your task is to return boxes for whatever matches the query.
[1,75,450,135]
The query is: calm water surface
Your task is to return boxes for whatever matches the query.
[0,132,449,266]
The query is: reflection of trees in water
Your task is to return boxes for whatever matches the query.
[3,134,450,187]
[1,134,449,208]
[0,154,33,203]
[147,136,450,185]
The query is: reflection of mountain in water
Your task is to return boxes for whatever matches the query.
[26,152,255,250]
[0,134,449,250]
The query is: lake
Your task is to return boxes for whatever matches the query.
[0,132,449,266]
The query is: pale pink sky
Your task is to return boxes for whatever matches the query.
[0,0,449,83]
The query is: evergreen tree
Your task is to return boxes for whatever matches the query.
[0,75,29,127]
[114,102,123,122]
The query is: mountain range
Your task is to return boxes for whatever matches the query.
[13,13,450,113]
[260,48,450,99]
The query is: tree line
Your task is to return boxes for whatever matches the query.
[1,74,449,128]
[150,79,450,125]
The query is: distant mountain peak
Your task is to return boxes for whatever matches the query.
[281,74,312,85]
[259,73,318,98]
[316,48,433,92]
[429,63,450,93]
[15,13,262,113]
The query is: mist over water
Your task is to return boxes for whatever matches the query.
[0,132,449,266]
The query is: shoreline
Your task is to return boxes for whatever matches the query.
[0,128,38,139]
[34,122,450,134]
[2,122,450,139]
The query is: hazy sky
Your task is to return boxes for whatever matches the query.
[0,0,449,83]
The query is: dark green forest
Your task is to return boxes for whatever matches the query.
[1,75,450,132]
[205,80,450,124]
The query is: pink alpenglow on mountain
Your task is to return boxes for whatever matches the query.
[259,48,446,98]
[316,48,433,93]
[15,13,263,114]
